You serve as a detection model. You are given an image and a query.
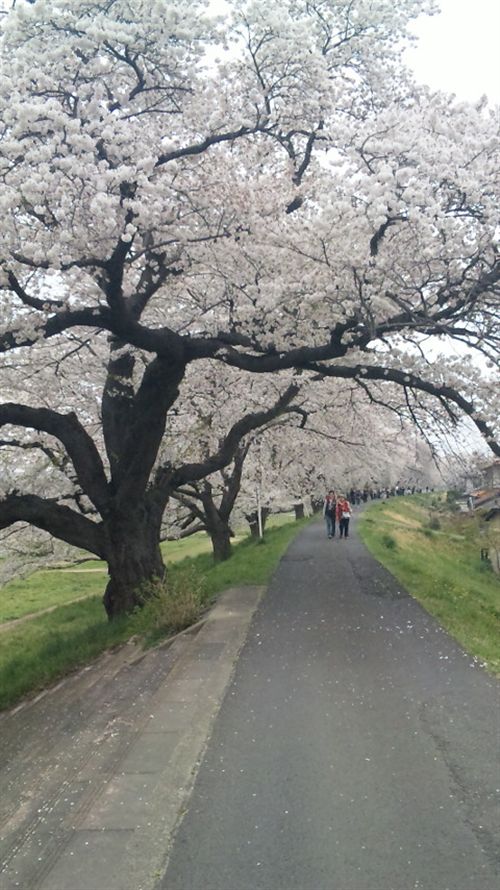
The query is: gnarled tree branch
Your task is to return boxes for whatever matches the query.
[0,404,110,513]
[0,493,104,557]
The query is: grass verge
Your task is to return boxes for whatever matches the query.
[0,516,309,711]
[358,495,500,674]
[0,512,297,622]
[0,571,106,623]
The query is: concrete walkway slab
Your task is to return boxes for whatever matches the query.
[0,586,264,890]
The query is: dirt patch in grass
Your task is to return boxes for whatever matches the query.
[385,511,423,529]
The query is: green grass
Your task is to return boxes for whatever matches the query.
[0,532,219,623]
[0,597,132,710]
[0,516,309,711]
[0,516,297,623]
[172,515,302,601]
[0,571,106,622]
[358,496,500,674]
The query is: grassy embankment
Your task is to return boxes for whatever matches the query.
[358,494,500,674]
[0,514,308,711]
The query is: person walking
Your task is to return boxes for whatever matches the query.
[323,490,337,538]
[336,495,352,539]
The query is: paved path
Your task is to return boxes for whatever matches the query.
[160,519,500,890]
[0,519,499,890]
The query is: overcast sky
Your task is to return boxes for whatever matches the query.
[405,0,500,104]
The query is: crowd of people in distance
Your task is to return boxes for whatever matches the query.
[348,485,433,505]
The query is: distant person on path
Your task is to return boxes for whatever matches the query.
[337,495,352,538]
[323,490,337,538]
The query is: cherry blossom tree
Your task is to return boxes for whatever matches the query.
[240,378,446,501]
[161,362,306,560]
[0,0,498,617]
[168,413,307,560]
[165,375,446,558]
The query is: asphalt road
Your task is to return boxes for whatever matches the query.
[159,517,500,890]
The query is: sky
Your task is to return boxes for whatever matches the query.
[404,0,500,104]
[404,0,499,455]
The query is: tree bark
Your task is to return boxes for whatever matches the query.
[294,502,305,520]
[102,516,165,619]
[209,518,233,562]
[200,489,233,562]
[246,507,270,537]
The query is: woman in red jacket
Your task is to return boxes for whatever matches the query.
[336,495,352,539]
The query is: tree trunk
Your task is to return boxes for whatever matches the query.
[209,520,233,562]
[294,502,305,520]
[246,508,270,537]
[195,485,235,563]
[102,519,165,619]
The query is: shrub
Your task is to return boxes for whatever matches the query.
[382,534,397,550]
[131,567,205,644]
[428,516,441,530]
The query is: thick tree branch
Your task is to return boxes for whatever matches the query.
[101,341,137,479]
[168,383,301,489]
[292,122,324,186]
[102,215,136,312]
[0,306,187,361]
[0,404,110,513]
[0,308,112,354]
[110,355,186,503]
[219,443,250,520]
[0,494,104,557]
[155,126,260,167]
[184,331,350,370]
[369,215,406,257]
[5,269,64,310]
